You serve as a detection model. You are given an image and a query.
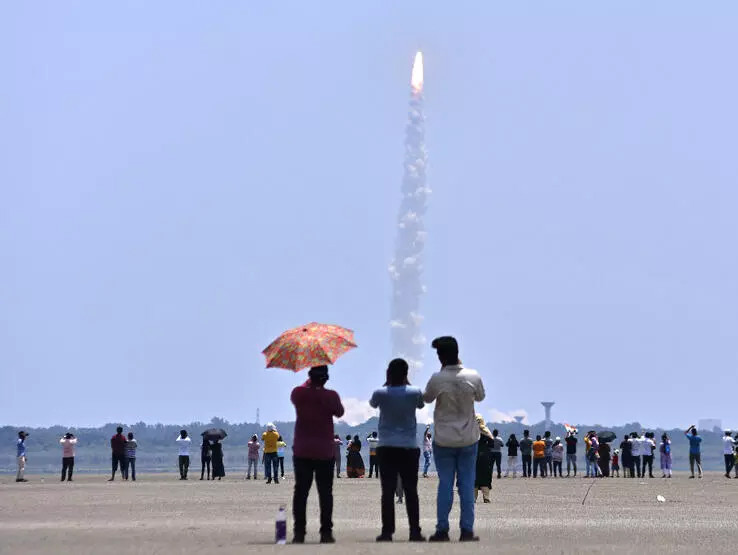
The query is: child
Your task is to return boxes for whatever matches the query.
[611,449,620,477]
[247,435,259,480]
[125,432,138,481]
[276,435,287,479]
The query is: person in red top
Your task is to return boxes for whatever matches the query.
[108,426,128,481]
[290,365,344,544]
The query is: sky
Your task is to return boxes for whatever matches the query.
[2,2,737,429]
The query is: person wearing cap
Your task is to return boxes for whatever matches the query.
[369,358,426,542]
[16,431,28,482]
[723,430,735,478]
[60,432,77,482]
[290,365,345,544]
[262,423,280,484]
[423,336,485,543]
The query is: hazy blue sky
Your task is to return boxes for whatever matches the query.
[2,2,737,429]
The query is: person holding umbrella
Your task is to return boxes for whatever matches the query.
[201,428,227,481]
[290,365,345,544]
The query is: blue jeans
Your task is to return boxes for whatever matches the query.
[423,450,432,474]
[264,452,279,480]
[433,443,478,533]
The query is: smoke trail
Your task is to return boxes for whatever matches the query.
[388,52,429,378]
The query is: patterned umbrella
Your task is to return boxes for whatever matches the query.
[262,322,357,371]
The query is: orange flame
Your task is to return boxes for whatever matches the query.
[411,51,423,92]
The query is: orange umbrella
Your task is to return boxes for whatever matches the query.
[262,322,357,371]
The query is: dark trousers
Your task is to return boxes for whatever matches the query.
[533,457,546,477]
[545,455,553,475]
[179,455,190,478]
[61,457,74,481]
[642,455,654,477]
[521,454,532,477]
[279,456,285,477]
[369,454,379,478]
[112,453,126,477]
[634,456,642,478]
[553,460,562,477]
[725,454,735,475]
[377,447,421,536]
[491,452,502,477]
[201,457,211,479]
[265,452,279,481]
[128,458,136,480]
[293,457,334,538]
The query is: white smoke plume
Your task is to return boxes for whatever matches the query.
[389,52,429,379]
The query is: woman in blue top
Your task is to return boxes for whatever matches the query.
[369,358,426,543]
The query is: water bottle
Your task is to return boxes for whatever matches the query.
[275,506,287,545]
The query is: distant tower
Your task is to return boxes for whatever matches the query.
[256,408,261,427]
[514,415,524,427]
[541,402,555,432]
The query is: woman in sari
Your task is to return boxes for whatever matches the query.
[346,435,365,478]
[210,439,225,481]
[474,415,493,503]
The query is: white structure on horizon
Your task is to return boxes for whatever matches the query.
[698,418,722,432]
[541,401,555,432]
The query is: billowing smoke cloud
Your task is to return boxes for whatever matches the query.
[389,53,429,378]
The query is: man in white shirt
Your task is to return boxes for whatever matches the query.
[176,430,192,480]
[641,432,656,478]
[723,430,735,479]
[629,433,642,478]
[423,336,485,543]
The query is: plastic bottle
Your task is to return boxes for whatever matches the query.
[275,506,287,544]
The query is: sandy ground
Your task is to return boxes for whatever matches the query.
[0,472,736,554]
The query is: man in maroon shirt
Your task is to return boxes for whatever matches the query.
[290,365,344,544]
[108,426,127,481]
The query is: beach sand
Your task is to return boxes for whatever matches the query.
[1,472,736,553]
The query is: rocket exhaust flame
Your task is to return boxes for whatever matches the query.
[389,52,429,378]
[411,51,424,92]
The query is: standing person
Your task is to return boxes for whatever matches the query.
[126,432,138,481]
[519,430,533,478]
[369,358,426,542]
[685,425,703,479]
[246,435,259,480]
[532,435,546,478]
[333,435,343,478]
[16,431,28,482]
[60,432,77,482]
[367,432,380,479]
[583,432,592,477]
[543,431,554,478]
[490,429,504,480]
[109,427,127,481]
[176,430,191,480]
[723,430,735,479]
[423,336,485,542]
[474,415,493,503]
[262,423,280,484]
[211,439,225,480]
[291,365,345,544]
[565,431,578,477]
[642,432,656,478]
[630,432,642,478]
[346,435,366,478]
[200,437,212,480]
[552,438,564,477]
[277,436,287,479]
[597,439,610,478]
[660,433,672,478]
[620,435,633,478]
[504,433,519,478]
[611,449,620,477]
[588,432,600,477]
[422,427,433,478]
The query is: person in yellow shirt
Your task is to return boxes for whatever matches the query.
[262,423,281,484]
[532,435,546,478]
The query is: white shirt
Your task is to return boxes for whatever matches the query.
[176,436,191,456]
[643,438,656,456]
[630,437,642,457]
[723,435,736,455]
[423,365,486,448]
